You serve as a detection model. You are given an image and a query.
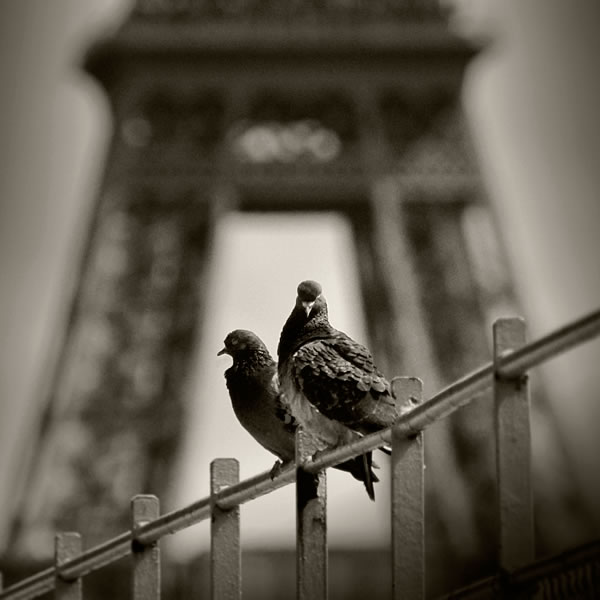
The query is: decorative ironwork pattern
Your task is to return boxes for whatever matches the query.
[396,107,479,178]
[11,190,212,556]
[120,90,226,174]
[379,90,478,179]
[229,90,363,179]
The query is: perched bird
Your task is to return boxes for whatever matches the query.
[278,280,399,436]
[218,329,380,500]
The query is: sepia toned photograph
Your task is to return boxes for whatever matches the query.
[0,1,599,598]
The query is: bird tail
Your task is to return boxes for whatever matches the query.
[335,451,378,501]
[361,452,378,501]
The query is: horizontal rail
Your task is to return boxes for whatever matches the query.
[497,307,600,378]
[1,307,598,599]
[59,532,131,579]
[305,362,494,473]
[307,307,600,472]
[136,464,296,544]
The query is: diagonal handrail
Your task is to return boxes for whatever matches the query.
[305,307,600,473]
[1,307,599,599]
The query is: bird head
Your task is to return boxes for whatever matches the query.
[218,329,267,359]
[295,280,327,319]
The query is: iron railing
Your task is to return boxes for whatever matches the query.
[1,309,599,599]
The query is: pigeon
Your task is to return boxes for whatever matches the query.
[218,329,380,500]
[278,280,400,436]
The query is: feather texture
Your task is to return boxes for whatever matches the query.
[278,280,400,437]
[219,329,379,499]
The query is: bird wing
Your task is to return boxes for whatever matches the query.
[271,374,298,435]
[291,333,398,432]
[278,357,380,500]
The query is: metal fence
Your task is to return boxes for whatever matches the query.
[1,311,600,600]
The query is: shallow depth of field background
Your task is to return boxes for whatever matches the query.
[0,0,599,571]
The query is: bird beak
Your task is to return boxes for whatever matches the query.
[302,300,315,317]
[217,347,228,356]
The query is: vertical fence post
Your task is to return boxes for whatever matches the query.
[55,533,82,600]
[131,495,161,600]
[296,427,327,600]
[493,317,534,571]
[210,458,241,600]
[391,377,425,600]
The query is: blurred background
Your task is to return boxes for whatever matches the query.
[0,0,599,597]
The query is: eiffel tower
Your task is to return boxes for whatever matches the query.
[4,2,585,597]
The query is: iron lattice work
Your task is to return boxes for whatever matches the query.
[9,191,214,555]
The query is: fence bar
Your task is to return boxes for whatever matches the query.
[391,377,425,600]
[494,318,534,570]
[497,307,600,378]
[306,363,494,474]
[215,463,296,511]
[1,308,599,600]
[296,428,327,600]
[58,532,131,580]
[308,307,600,473]
[210,459,241,600]
[135,498,210,545]
[136,464,295,545]
[131,495,161,600]
[55,533,82,600]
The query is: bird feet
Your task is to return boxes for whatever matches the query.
[310,448,326,462]
[269,460,284,480]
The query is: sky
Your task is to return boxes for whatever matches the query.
[0,0,599,556]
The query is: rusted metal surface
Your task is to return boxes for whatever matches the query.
[1,310,599,600]
[131,495,161,600]
[55,533,82,600]
[493,318,534,570]
[296,428,327,600]
[391,377,425,600]
[210,459,241,600]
